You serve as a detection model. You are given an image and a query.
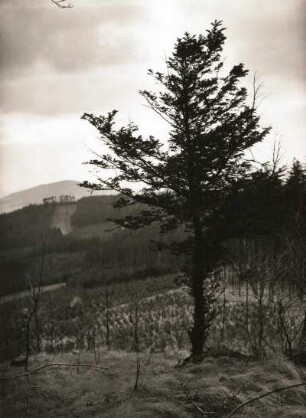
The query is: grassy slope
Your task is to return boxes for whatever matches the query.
[1,350,306,417]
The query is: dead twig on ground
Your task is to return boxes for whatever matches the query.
[0,362,108,380]
[227,381,306,417]
[180,382,216,417]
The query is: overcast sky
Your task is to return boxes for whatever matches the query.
[0,0,305,197]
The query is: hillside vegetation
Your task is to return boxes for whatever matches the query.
[0,195,179,297]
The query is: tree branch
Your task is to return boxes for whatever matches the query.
[1,363,108,380]
[227,382,306,417]
[51,0,73,9]
[180,382,216,416]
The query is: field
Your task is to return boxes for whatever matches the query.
[1,273,305,362]
[1,272,306,417]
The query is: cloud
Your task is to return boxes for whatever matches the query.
[1,0,305,116]
[0,64,147,115]
[0,0,147,77]
[0,112,99,196]
[0,0,151,115]
[178,0,306,84]
[0,0,305,197]
[229,2,306,84]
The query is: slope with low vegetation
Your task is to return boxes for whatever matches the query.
[1,350,306,418]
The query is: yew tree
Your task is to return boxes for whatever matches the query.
[82,21,270,360]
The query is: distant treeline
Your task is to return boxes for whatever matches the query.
[222,160,306,296]
[223,160,306,239]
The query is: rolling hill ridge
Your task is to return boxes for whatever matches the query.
[0,180,112,214]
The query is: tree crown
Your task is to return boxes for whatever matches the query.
[82,21,270,235]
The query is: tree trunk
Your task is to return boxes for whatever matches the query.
[34,309,41,352]
[190,274,205,359]
[105,287,110,350]
[299,309,306,350]
[189,215,206,361]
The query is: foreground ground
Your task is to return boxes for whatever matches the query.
[1,350,306,417]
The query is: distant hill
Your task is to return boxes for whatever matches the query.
[0,180,111,214]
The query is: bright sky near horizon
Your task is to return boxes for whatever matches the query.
[0,0,305,197]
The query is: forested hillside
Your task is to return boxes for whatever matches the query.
[0,195,179,296]
[0,161,305,299]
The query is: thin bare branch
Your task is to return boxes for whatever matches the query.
[271,137,283,174]
[1,362,108,380]
[180,382,216,416]
[227,382,306,417]
[51,0,73,9]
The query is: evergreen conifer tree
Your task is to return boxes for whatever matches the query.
[82,21,270,360]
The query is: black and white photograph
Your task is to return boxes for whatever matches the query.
[0,1,305,417]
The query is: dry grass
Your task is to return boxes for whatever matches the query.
[1,350,306,418]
